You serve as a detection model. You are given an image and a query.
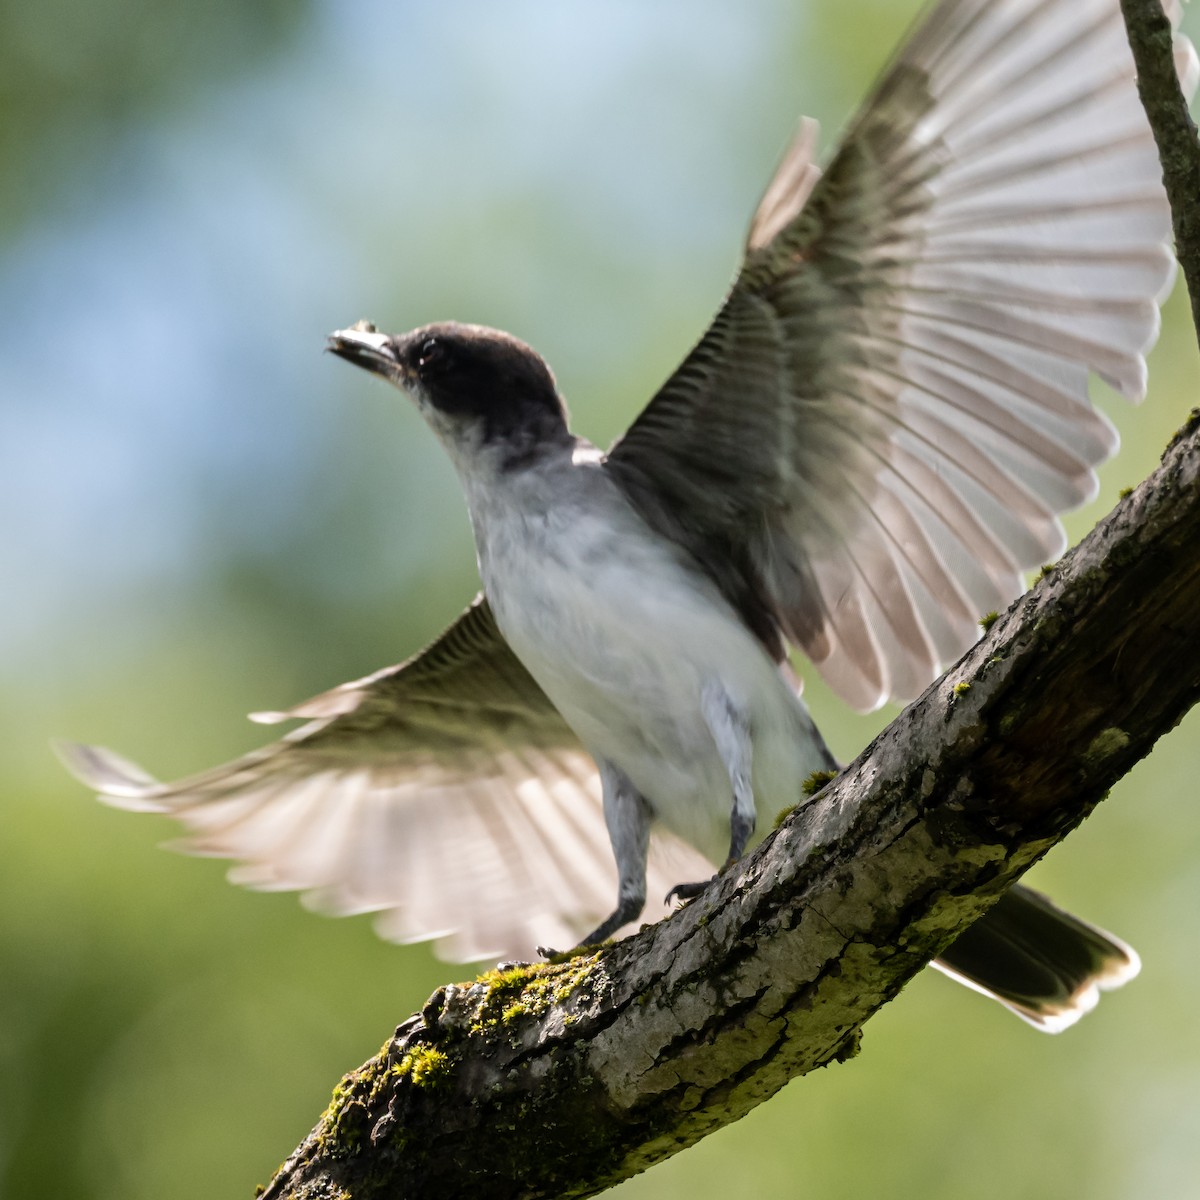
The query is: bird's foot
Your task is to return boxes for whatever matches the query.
[665,874,717,907]
[537,941,609,962]
[539,892,645,959]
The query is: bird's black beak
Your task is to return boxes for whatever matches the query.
[327,322,402,380]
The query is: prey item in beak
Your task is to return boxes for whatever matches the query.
[327,321,401,379]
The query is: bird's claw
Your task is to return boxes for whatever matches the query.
[665,875,716,908]
[538,942,606,962]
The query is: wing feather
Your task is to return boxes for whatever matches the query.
[607,0,1193,708]
[58,597,713,961]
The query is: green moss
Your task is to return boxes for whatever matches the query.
[978,611,999,631]
[773,803,797,829]
[1036,562,1056,581]
[833,1029,862,1063]
[802,769,838,797]
[952,681,971,696]
[1166,407,1200,452]
[311,1042,412,1162]
[1118,485,1134,499]
[469,954,604,1035]
[303,955,623,1186]
[393,1045,452,1089]
[1082,727,1130,768]
[317,1074,372,1159]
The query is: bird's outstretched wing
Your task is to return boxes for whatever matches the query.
[606,0,1197,710]
[57,597,713,961]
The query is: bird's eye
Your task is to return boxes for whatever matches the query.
[417,337,444,372]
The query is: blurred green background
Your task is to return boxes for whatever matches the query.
[4,1,1199,1196]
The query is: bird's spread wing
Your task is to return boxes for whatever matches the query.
[57,596,713,961]
[606,0,1197,711]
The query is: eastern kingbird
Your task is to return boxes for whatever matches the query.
[59,0,1196,1030]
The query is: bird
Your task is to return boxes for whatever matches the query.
[59,0,1196,1032]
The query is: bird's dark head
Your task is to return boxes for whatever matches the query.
[329,320,570,465]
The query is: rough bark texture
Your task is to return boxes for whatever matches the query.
[260,13,1200,1200]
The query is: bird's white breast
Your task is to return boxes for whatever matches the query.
[460,445,828,863]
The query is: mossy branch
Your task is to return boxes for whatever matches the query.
[260,15,1200,1200]
[261,415,1200,1200]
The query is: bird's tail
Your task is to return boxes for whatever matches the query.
[933,885,1140,1033]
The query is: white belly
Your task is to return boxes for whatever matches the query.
[471,465,829,865]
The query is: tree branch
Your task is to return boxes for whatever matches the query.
[261,12,1200,1199]
[1121,0,1200,329]
[259,423,1200,1200]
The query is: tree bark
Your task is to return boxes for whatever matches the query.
[1122,0,1200,327]
[261,11,1200,1199]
